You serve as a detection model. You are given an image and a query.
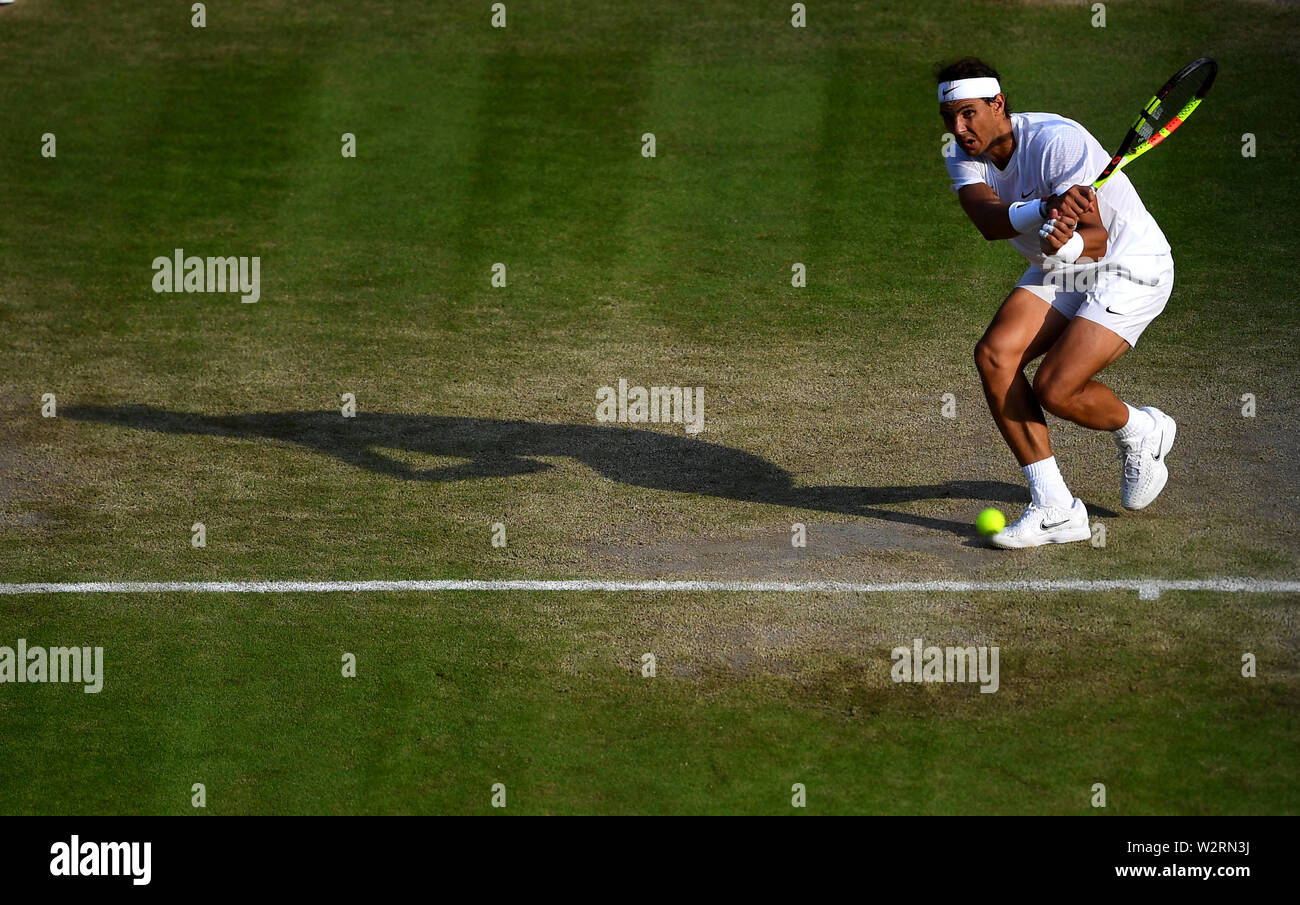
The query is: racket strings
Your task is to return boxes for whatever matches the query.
[1096,58,1215,188]
[1146,68,1211,139]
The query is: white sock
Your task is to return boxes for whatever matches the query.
[1114,403,1156,443]
[1023,456,1074,509]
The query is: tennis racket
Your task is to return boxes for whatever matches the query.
[1092,57,1217,190]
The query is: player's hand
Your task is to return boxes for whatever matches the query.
[1038,209,1078,255]
[1044,185,1096,221]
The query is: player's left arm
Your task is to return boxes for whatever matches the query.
[1075,201,1107,259]
[1060,196,1108,259]
[1039,202,1108,260]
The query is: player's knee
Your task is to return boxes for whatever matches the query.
[974,339,1013,379]
[1033,370,1077,417]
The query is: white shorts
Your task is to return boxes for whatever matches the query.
[1016,253,1174,347]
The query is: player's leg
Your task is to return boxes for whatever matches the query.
[973,287,1069,466]
[1031,315,1130,431]
[1035,259,1177,509]
[974,286,1089,548]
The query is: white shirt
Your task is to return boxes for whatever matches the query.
[945,112,1171,269]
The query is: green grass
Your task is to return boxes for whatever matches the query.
[2,591,1295,814]
[0,0,1297,814]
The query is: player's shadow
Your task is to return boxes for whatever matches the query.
[64,404,1098,536]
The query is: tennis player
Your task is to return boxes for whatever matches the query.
[937,58,1177,548]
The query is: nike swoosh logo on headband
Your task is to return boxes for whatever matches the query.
[942,86,958,95]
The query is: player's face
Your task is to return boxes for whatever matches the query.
[939,98,1000,156]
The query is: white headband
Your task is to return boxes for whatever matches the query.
[938,77,1002,103]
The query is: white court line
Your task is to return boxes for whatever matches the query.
[0,578,1299,597]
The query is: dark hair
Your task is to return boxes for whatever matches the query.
[934,57,1012,114]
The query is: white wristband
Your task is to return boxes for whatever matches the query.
[1008,199,1048,234]
[1045,231,1085,265]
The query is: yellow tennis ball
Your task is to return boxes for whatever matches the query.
[976,507,1006,536]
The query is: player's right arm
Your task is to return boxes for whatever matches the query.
[955,183,1024,241]
[1044,185,1097,221]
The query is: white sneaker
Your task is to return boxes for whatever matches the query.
[1117,406,1176,510]
[990,497,1090,549]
